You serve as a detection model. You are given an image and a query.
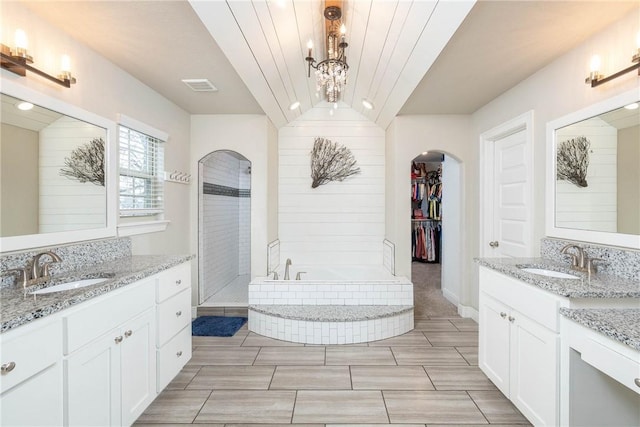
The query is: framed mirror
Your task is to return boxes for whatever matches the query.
[0,80,117,252]
[546,88,640,249]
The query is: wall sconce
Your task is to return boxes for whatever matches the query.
[1,29,77,88]
[585,32,640,87]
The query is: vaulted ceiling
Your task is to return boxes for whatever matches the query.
[22,0,640,129]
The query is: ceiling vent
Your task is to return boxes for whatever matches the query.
[182,79,218,92]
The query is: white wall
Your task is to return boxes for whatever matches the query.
[617,125,640,235]
[385,115,472,290]
[191,115,276,304]
[555,117,617,232]
[39,116,106,233]
[278,104,385,266]
[441,155,462,306]
[1,1,191,256]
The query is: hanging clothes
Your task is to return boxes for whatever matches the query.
[412,221,441,263]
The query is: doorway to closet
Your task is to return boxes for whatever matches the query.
[411,152,462,318]
[198,150,251,310]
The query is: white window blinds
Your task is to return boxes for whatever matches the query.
[118,126,164,217]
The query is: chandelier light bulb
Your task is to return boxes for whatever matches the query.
[636,31,640,49]
[307,39,313,57]
[340,24,346,35]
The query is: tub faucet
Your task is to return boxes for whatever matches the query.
[284,258,292,280]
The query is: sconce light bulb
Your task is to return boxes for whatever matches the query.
[636,31,640,49]
[61,54,71,73]
[340,24,346,35]
[14,29,27,49]
[589,54,601,72]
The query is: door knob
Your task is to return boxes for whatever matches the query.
[500,312,507,319]
[114,336,123,344]
[489,241,499,248]
[124,330,133,338]
[635,378,640,388]
[508,316,515,323]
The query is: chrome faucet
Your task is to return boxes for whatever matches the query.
[560,244,605,276]
[284,258,292,280]
[30,251,62,281]
[3,251,63,289]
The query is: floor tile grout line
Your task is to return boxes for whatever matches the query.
[389,346,399,365]
[290,389,298,424]
[267,364,277,390]
[421,364,437,390]
[189,389,213,424]
[466,389,491,425]
[380,389,392,424]
[454,346,472,366]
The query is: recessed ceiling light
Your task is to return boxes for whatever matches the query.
[16,102,34,111]
[422,152,428,155]
[289,101,300,110]
[182,79,218,92]
[362,99,374,110]
[624,102,639,110]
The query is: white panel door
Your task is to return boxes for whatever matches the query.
[492,129,532,257]
[481,112,534,258]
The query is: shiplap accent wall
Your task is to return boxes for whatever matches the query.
[556,117,617,232]
[199,152,251,302]
[38,116,107,233]
[279,106,385,266]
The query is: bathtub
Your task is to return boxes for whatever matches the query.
[248,264,414,344]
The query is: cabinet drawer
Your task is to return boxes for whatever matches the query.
[64,280,155,354]
[0,319,62,394]
[157,288,191,347]
[157,262,191,303]
[479,267,561,332]
[157,325,191,392]
[579,332,640,395]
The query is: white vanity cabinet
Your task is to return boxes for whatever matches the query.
[479,267,561,426]
[0,319,63,426]
[155,262,192,391]
[64,278,157,427]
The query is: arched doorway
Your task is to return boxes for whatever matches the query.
[198,150,251,308]
[410,151,462,317]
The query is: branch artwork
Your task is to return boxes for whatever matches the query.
[59,137,105,186]
[556,136,590,188]
[310,137,361,188]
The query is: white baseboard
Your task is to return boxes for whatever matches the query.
[442,288,459,306]
[458,304,479,322]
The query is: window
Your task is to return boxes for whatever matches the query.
[118,125,164,217]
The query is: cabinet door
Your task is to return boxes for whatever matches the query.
[510,311,558,426]
[479,292,511,395]
[120,308,156,427]
[66,332,120,426]
[1,363,63,426]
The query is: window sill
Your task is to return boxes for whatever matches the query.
[117,220,170,237]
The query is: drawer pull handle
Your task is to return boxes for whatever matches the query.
[500,312,507,319]
[635,378,640,388]
[176,311,182,317]
[508,316,515,323]
[114,336,123,344]
[1,362,16,373]
[124,330,133,338]
[176,279,182,285]
[176,351,183,357]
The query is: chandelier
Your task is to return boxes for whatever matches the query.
[305,5,348,103]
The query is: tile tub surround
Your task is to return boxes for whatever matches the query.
[560,308,640,351]
[0,254,194,333]
[249,306,414,344]
[541,237,640,281]
[475,257,640,298]
[1,237,132,288]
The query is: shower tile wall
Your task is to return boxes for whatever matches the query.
[200,152,250,302]
[239,160,251,276]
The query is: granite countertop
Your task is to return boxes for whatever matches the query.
[560,308,640,352]
[1,254,194,333]
[475,257,640,299]
[249,305,414,322]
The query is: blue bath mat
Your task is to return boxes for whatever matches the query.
[192,316,247,337]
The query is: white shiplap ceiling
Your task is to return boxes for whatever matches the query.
[20,1,640,128]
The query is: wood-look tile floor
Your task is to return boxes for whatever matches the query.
[135,319,531,426]
[136,262,528,425]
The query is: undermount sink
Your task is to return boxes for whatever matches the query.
[519,267,580,280]
[30,278,110,295]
